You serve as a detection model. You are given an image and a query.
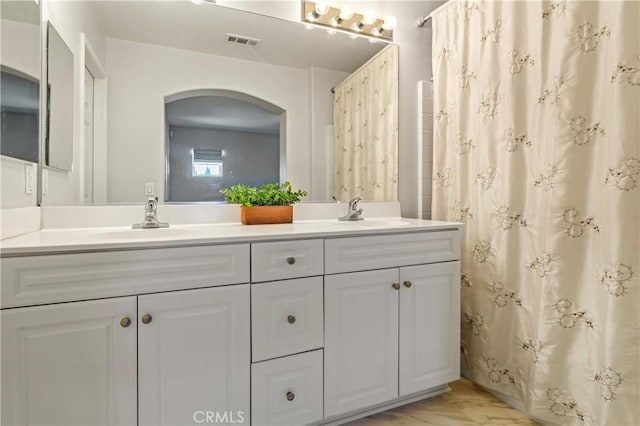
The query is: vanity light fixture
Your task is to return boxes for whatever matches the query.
[329,7,353,27]
[371,16,397,36]
[302,1,394,41]
[306,1,330,22]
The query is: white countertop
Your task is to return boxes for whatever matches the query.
[0,218,462,257]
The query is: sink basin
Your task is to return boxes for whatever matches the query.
[91,228,202,240]
[331,220,411,228]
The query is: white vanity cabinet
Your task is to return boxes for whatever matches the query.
[324,269,400,417]
[1,297,138,425]
[138,285,251,426]
[323,232,461,419]
[399,263,460,396]
[1,243,252,426]
[0,225,461,426]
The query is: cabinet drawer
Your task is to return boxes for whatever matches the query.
[0,244,250,308]
[251,239,323,282]
[252,277,323,362]
[252,350,323,426]
[324,230,460,274]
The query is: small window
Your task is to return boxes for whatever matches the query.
[193,161,223,177]
[192,148,223,177]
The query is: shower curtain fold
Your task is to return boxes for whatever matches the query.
[333,44,399,202]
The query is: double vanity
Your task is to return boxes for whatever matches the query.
[1,210,461,426]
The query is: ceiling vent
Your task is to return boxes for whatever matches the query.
[226,33,261,48]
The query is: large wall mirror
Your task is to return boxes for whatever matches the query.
[1,0,41,208]
[40,0,398,205]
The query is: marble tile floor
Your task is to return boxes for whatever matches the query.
[349,379,538,426]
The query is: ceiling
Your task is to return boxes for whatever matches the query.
[0,1,39,25]
[166,95,280,134]
[91,0,389,72]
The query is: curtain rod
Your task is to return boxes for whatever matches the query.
[417,0,452,28]
[416,15,431,27]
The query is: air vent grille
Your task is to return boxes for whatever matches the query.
[226,33,261,47]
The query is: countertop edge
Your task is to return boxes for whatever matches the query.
[0,221,464,257]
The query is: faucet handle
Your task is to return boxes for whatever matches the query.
[349,195,363,209]
[145,197,158,213]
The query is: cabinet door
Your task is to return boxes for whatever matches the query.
[324,269,399,418]
[138,285,250,426]
[1,297,137,425]
[399,262,460,396]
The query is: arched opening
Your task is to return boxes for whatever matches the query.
[164,89,286,202]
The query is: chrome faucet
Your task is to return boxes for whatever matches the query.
[133,197,169,229]
[339,196,364,221]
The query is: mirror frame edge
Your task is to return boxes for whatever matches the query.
[37,0,46,206]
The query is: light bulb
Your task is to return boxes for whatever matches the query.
[382,15,397,30]
[338,7,354,20]
[351,22,362,32]
[306,11,319,22]
[329,17,339,27]
[362,10,377,25]
[315,2,330,16]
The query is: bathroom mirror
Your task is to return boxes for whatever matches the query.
[45,22,74,171]
[41,0,395,204]
[0,0,40,164]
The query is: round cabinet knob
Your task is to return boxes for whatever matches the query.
[287,315,296,324]
[286,257,296,265]
[141,314,153,324]
[403,280,413,288]
[392,283,400,290]
[286,391,295,402]
[120,317,132,328]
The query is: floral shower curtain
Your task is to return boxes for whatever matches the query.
[333,44,398,202]
[431,1,639,425]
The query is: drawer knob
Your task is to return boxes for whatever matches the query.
[286,391,295,402]
[287,315,296,324]
[141,314,153,324]
[392,282,400,290]
[286,257,296,265]
[403,280,413,288]
[120,317,132,328]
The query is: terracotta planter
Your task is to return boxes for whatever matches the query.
[240,205,293,225]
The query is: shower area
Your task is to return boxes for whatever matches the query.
[427,1,639,425]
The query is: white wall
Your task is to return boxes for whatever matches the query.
[41,0,107,205]
[0,19,40,208]
[218,0,443,217]
[105,38,311,203]
[309,67,349,201]
[418,79,434,220]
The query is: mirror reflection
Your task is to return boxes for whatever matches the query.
[165,91,283,202]
[41,0,397,205]
[0,0,40,164]
[46,22,74,171]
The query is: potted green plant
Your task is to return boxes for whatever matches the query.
[221,182,308,225]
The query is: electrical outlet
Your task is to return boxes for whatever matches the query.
[24,165,34,194]
[42,169,49,194]
[145,182,154,195]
